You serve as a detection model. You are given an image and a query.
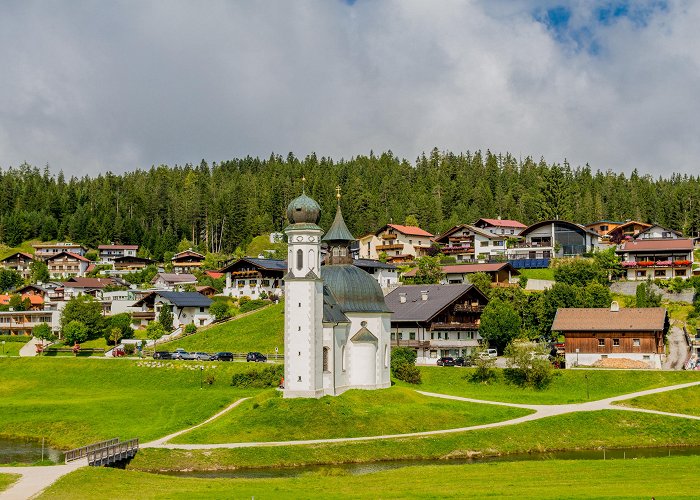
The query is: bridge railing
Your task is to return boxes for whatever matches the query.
[87,438,139,466]
[65,438,120,463]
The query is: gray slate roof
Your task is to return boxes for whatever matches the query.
[152,273,197,283]
[353,259,396,270]
[385,284,485,322]
[155,291,212,308]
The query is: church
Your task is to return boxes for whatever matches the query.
[283,188,392,398]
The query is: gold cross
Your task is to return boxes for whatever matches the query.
[335,185,342,201]
[301,176,306,194]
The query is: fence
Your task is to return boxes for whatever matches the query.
[65,438,120,463]
[87,438,139,466]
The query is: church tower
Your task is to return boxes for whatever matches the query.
[283,183,325,398]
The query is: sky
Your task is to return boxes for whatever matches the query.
[1,0,698,177]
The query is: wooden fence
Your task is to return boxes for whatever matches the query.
[65,438,120,463]
[87,438,139,466]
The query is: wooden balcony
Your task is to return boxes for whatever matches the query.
[133,311,156,320]
[377,243,404,251]
[231,270,261,277]
[442,246,473,255]
[391,340,430,348]
[430,322,479,331]
[381,233,397,240]
[453,304,485,312]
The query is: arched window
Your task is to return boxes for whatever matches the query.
[333,247,339,257]
[296,249,303,270]
[323,346,330,372]
[384,345,389,368]
[341,346,346,371]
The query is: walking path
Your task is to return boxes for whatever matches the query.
[3,380,700,499]
[18,338,39,358]
[664,325,689,370]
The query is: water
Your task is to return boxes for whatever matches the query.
[159,445,700,479]
[0,437,63,464]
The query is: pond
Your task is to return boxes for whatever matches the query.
[0,437,63,464]
[159,445,700,479]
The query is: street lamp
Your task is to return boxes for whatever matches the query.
[200,366,204,389]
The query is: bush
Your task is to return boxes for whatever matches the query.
[184,323,197,335]
[123,344,136,355]
[210,301,231,321]
[231,364,284,388]
[63,320,89,345]
[393,362,421,384]
[238,296,251,306]
[391,346,421,384]
[470,352,499,384]
[239,299,267,313]
[503,340,555,389]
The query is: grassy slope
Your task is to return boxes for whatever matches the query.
[394,366,700,404]
[43,455,700,499]
[0,358,268,449]
[0,474,20,493]
[0,337,30,357]
[130,410,700,472]
[158,303,284,354]
[519,268,555,281]
[172,387,531,444]
[617,385,700,416]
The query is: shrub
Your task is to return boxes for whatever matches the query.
[239,299,267,313]
[391,346,421,384]
[210,301,231,321]
[470,348,499,384]
[204,374,215,385]
[123,344,136,355]
[184,323,197,335]
[231,364,284,388]
[238,296,251,306]
[394,362,421,384]
[503,340,555,389]
[63,320,89,345]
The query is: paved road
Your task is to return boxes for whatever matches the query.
[664,326,689,370]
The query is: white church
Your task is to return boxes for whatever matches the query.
[283,188,392,398]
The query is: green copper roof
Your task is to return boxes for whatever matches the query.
[350,327,378,343]
[322,205,354,243]
[321,264,391,314]
[287,193,321,225]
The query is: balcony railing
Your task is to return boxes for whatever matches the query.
[377,243,404,251]
[453,304,485,312]
[510,240,552,249]
[381,233,397,240]
[442,246,474,254]
[621,260,692,268]
[390,340,430,348]
[430,322,479,331]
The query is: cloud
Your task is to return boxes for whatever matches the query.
[0,0,697,176]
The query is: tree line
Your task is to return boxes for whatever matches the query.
[2,149,699,261]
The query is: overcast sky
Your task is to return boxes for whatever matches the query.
[1,0,698,177]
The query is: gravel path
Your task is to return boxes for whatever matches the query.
[664,326,689,370]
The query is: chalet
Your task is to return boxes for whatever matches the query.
[0,252,34,280]
[132,291,213,329]
[0,294,44,311]
[98,244,139,264]
[61,277,123,300]
[171,250,205,273]
[151,273,198,290]
[358,224,433,263]
[0,310,58,336]
[385,284,489,364]
[635,224,683,240]
[45,251,91,278]
[473,218,527,236]
[404,262,518,287]
[352,259,399,288]
[112,256,155,273]
[32,242,86,260]
[432,224,507,262]
[552,303,668,369]
[221,257,285,298]
[506,220,600,267]
[606,221,652,244]
[616,238,694,280]
[584,220,623,240]
[14,283,63,303]
[195,285,217,297]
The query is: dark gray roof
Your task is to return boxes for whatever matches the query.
[385,284,487,322]
[350,327,378,343]
[219,257,287,273]
[154,291,212,308]
[321,264,391,313]
[322,205,354,243]
[353,259,396,270]
[323,285,350,323]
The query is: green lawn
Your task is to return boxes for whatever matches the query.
[130,409,700,472]
[519,268,555,281]
[617,384,700,416]
[171,387,531,444]
[0,336,31,357]
[42,455,700,499]
[0,358,269,450]
[0,473,20,493]
[395,366,700,404]
[158,302,284,354]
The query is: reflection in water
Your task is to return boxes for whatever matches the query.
[159,446,700,479]
[0,437,63,464]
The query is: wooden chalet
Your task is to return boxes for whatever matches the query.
[0,252,34,280]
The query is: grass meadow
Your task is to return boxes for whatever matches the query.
[617,384,700,416]
[0,474,20,493]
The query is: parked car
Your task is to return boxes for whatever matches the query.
[193,352,212,361]
[454,356,471,367]
[436,356,455,366]
[172,349,196,360]
[479,348,498,359]
[246,352,267,362]
[153,351,173,360]
[211,352,233,361]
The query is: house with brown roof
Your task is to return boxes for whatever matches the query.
[403,262,518,287]
[0,293,44,311]
[45,251,91,278]
[61,277,123,299]
[606,221,652,244]
[552,303,668,369]
[385,284,489,364]
[0,252,34,280]
[473,218,527,236]
[358,224,433,263]
[112,256,155,273]
[171,250,205,273]
[432,224,508,262]
[584,220,623,239]
[616,238,694,280]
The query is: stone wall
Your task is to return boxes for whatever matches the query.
[609,281,696,303]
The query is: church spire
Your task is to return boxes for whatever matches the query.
[322,188,354,265]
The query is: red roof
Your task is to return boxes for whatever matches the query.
[206,271,223,279]
[386,224,433,237]
[617,239,694,252]
[45,251,91,262]
[0,294,44,306]
[476,218,527,228]
[98,244,139,250]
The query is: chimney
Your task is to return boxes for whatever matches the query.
[610,301,620,312]
[421,290,429,301]
[399,293,406,304]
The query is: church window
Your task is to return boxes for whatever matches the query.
[384,346,389,368]
[296,249,303,270]
[333,247,339,257]
[298,303,301,307]
[323,347,330,372]
[297,376,302,382]
[391,332,396,340]
[298,326,301,331]
[340,247,346,257]
[341,346,346,371]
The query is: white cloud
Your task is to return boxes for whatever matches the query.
[0,0,698,176]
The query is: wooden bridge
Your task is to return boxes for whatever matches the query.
[65,437,139,466]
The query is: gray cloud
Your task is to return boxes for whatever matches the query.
[0,0,698,176]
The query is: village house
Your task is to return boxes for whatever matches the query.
[0,252,34,280]
[220,257,286,298]
[98,244,139,264]
[635,224,683,240]
[151,273,198,290]
[0,310,58,336]
[506,220,600,267]
[432,224,508,262]
[606,221,652,244]
[60,277,123,300]
[552,303,668,369]
[45,251,92,278]
[0,293,44,311]
[584,220,623,241]
[14,283,64,303]
[171,250,205,273]
[111,256,155,273]
[384,284,489,364]
[32,242,86,260]
[616,238,694,280]
[403,262,518,287]
[352,259,399,288]
[132,291,213,329]
[473,217,527,236]
[358,224,433,263]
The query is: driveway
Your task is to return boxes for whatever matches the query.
[664,326,689,370]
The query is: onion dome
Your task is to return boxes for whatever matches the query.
[287,193,321,225]
[321,264,391,313]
